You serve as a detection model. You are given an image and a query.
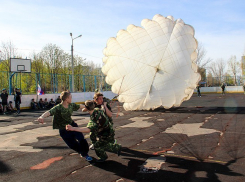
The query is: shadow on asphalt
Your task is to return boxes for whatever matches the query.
[92,148,243,182]
[93,148,152,181]
[0,120,11,122]
[121,147,153,158]
[151,107,245,114]
[164,156,243,182]
[0,160,12,173]
[137,157,243,182]
[33,146,69,150]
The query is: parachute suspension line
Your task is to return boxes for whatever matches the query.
[116,101,120,118]
[209,114,238,160]
[127,29,155,69]
[144,19,189,106]
[118,75,125,95]
[154,19,193,84]
[141,68,160,106]
[99,61,104,92]
[165,114,202,160]
[110,98,120,118]
[154,114,197,160]
[99,71,103,92]
[148,69,158,93]
[116,75,125,118]
[156,18,177,69]
[109,55,155,69]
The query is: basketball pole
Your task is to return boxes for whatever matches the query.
[9,58,31,94]
[20,71,22,91]
[9,72,16,94]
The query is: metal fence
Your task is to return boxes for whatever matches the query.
[1,71,244,94]
[0,71,111,94]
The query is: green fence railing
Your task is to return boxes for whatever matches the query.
[0,71,111,94]
[2,71,243,94]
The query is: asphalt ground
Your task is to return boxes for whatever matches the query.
[1,93,245,182]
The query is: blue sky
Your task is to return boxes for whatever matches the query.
[0,0,244,65]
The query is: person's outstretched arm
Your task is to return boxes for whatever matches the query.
[79,104,86,110]
[66,125,91,133]
[37,111,51,124]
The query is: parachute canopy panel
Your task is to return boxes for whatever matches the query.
[102,14,201,110]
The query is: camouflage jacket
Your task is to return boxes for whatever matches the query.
[94,100,113,124]
[87,108,114,140]
[49,103,80,129]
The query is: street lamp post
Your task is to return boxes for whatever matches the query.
[70,33,82,92]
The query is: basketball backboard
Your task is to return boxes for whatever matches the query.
[10,58,31,72]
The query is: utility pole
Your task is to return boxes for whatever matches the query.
[70,33,82,92]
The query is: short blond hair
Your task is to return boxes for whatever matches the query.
[60,91,71,101]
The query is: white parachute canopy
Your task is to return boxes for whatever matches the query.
[102,14,201,111]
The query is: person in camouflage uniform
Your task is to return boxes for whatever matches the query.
[37,91,92,162]
[83,91,114,150]
[92,91,112,122]
[66,100,121,162]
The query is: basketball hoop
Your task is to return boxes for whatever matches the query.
[17,65,27,72]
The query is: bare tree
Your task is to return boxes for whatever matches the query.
[30,52,44,73]
[0,41,22,92]
[227,55,240,85]
[196,42,212,69]
[195,42,212,81]
[208,58,226,84]
[39,44,65,73]
[0,41,21,71]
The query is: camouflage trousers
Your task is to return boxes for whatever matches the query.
[94,136,121,160]
[90,132,97,144]
[90,120,114,145]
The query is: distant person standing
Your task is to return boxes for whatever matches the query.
[14,88,21,114]
[243,84,245,94]
[196,85,201,97]
[221,83,226,95]
[1,88,8,114]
